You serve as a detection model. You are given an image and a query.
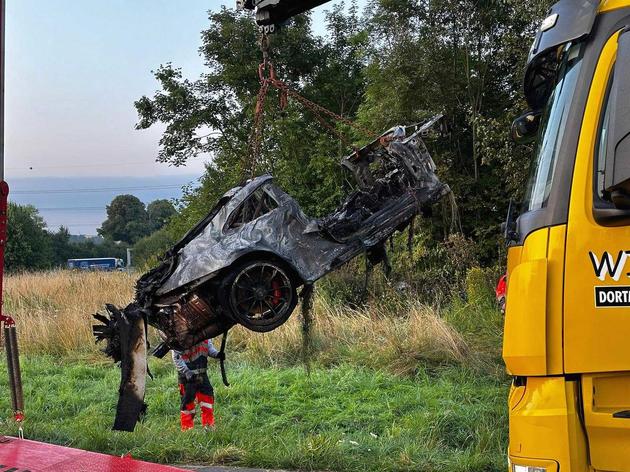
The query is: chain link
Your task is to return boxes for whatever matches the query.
[245,78,270,179]
[273,83,377,141]
[245,33,377,179]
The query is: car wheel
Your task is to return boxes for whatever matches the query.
[224,259,298,332]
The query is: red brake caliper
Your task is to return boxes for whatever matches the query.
[271,279,282,306]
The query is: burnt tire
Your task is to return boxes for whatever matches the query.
[222,259,298,332]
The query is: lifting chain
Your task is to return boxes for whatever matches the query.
[244,34,272,179]
[244,33,378,179]
[275,84,377,143]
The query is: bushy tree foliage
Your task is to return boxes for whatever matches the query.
[6,202,151,273]
[98,195,175,244]
[359,0,551,260]
[137,5,368,236]
[49,226,75,266]
[136,1,553,263]
[98,195,149,244]
[6,203,53,272]
[132,227,176,269]
[147,199,176,232]
[71,239,127,261]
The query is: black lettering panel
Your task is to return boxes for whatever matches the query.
[595,286,630,307]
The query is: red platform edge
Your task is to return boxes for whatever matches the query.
[0,436,189,472]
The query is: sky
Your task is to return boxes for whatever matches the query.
[4,0,352,180]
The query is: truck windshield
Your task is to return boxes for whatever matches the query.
[523,44,583,212]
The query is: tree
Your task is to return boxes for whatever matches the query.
[98,195,150,244]
[68,238,128,261]
[147,199,176,231]
[358,0,552,261]
[4,204,135,273]
[135,5,368,235]
[132,227,176,268]
[49,226,74,266]
[6,203,53,272]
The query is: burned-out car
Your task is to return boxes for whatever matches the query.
[93,116,451,431]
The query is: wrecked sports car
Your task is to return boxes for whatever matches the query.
[93,116,451,431]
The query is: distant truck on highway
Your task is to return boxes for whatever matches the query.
[67,258,124,271]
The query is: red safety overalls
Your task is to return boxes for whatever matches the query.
[172,340,218,430]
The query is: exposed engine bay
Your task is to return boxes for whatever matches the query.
[93,116,451,431]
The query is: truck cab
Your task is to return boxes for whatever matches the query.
[505,1,630,470]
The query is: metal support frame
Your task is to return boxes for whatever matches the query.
[0,0,8,327]
[0,0,4,183]
[0,0,22,430]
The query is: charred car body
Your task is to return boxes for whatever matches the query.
[93,116,451,431]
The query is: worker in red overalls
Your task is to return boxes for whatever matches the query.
[172,339,223,431]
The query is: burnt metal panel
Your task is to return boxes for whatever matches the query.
[144,117,449,300]
[156,184,355,295]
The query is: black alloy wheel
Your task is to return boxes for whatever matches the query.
[227,260,297,332]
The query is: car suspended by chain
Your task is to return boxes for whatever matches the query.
[93,115,451,432]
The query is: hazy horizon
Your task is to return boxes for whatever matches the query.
[9,175,200,235]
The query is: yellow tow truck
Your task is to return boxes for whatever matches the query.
[505,0,630,470]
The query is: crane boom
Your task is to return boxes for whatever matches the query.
[238,0,334,31]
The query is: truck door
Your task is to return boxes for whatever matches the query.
[564,27,630,471]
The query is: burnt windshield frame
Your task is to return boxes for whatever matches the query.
[523,43,584,213]
[224,185,280,232]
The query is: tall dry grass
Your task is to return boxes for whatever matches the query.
[4,270,135,354]
[230,298,470,374]
[2,270,473,372]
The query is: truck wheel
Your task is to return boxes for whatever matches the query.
[224,260,298,332]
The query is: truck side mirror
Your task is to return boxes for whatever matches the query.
[511,110,542,144]
[604,28,630,209]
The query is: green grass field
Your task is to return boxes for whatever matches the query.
[0,269,509,471]
[0,355,508,471]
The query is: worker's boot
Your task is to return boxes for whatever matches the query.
[197,393,215,428]
[180,402,195,431]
